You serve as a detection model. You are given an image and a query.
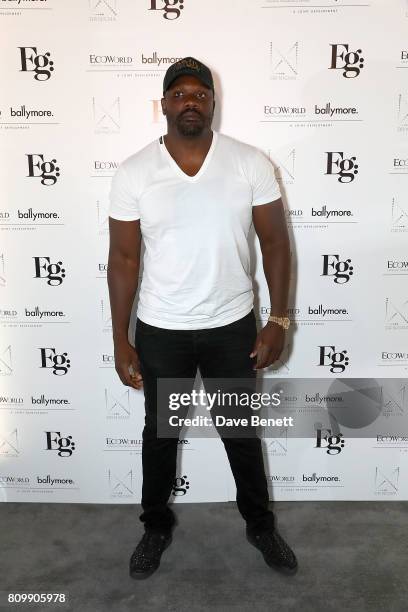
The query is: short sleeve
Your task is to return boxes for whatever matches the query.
[108,163,140,221]
[250,149,281,206]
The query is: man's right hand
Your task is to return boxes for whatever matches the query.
[114,339,143,390]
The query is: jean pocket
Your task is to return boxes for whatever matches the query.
[136,318,163,336]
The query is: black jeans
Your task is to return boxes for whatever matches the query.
[134,309,275,536]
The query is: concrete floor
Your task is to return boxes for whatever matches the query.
[0,501,406,612]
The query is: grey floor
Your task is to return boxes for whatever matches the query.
[0,501,406,612]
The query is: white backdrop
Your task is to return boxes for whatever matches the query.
[1,0,408,504]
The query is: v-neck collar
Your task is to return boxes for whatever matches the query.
[159,131,218,182]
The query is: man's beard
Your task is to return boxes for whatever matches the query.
[175,111,210,137]
[177,121,204,137]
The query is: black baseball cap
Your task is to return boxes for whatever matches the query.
[163,57,214,95]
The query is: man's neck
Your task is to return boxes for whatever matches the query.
[164,128,213,156]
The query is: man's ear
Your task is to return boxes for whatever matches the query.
[161,97,166,115]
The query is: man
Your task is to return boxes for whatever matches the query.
[107,57,297,579]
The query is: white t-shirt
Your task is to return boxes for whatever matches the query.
[108,130,281,329]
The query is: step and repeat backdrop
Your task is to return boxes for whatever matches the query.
[1,0,408,504]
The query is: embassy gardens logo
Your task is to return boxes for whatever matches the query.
[19,47,54,81]
[149,0,185,20]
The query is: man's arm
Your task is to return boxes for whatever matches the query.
[107,216,143,389]
[250,198,291,369]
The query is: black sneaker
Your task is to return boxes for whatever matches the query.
[247,528,298,575]
[129,530,172,580]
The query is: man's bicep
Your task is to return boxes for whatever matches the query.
[252,198,288,245]
[108,217,141,262]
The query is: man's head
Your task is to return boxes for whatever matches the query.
[161,57,215,137]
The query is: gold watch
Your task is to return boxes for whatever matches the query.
[268,315,290,330]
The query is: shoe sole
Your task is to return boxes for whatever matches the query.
[129,535,172,580]
[246,533,298,576]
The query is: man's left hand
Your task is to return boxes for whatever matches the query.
[250,322,285,370]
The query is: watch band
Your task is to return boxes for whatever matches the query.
[267,315,290,330]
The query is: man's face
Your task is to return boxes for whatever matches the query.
[161,74,215,137]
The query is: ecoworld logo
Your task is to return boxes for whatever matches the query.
[325,152,358,183]
[374,467,399,495]
[45,431,76,457]
[385,298,408,330]
[0,475,30,486]
[399,49,408,67]
[101,354,115,368]
[0,345,12,376]
[317,346,350,373]
[19,47,54,81]
[89,54,133,65]
[329,44,364,78]
[172,474,189,496]
[105,437,143,450]
[26,154,60,186]
[311,205,353,219]
[270,42,299,80]
[149,0,185,20]
[97,263,108,277]
[302,472,341,483]
[315,428,345,454]
[286,208,303,219]
[264,105,306,117]
[0,428,19,456]
[141,51,182,66]
[321,254,354,284]
[376,435,408,446]
[0,308,18,322]
[269,474,295,483]
[92,160,118,176]
[384,260,408,275]
[380,351,408,368]
[0,394,23,407]
[391,157,408,173]
[33,257,66,286]
[92,97,120,134]
[25,306,66,320]
[39,348,71,376]
[108,468,135,498]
